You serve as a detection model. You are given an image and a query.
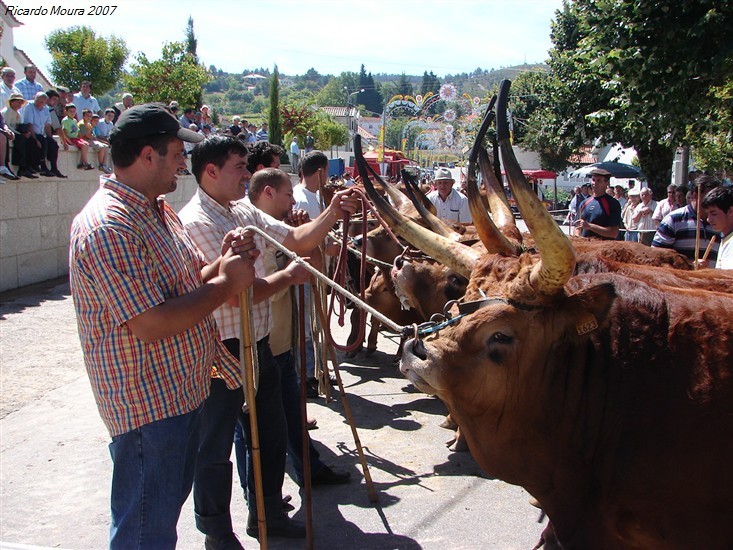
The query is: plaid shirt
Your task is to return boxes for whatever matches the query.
[15,78,43,101]
[179,190,289,367]
[69,177,236,437]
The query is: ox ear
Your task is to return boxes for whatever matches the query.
[564,282,616,337]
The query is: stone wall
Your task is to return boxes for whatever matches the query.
[0,149,198,292]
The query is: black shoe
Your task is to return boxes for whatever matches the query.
[282,493,294,511]
[204,532,244,550]
[306,377,319,398]
[39,169,55,177]
[246,511,306,539]
[311,465,351,486]
[20,170,38,179]
[52,170,68,179]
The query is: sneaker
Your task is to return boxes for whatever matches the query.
[100,164,113,174]
[0,165,19,179]
[84,163,94,171]
[76,162,86,169]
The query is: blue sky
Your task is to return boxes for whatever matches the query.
[14,0,564,78]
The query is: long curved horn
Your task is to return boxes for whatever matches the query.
[355,136,480,277]
[477,147,520,241]
[465,99,519,256]
[401,170,462,240]
[496,80,575,295]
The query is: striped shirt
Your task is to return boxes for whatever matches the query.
[69,177,235,437]
[652,205,719,267]
[179,190,290,353]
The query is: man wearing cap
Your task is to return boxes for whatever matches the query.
[574,168,621,240]
[69,103,258,549]
[16,65,44,101]
[73,80,101,119]
[427,167,472,224]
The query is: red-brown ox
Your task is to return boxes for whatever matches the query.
[397,81,733,548]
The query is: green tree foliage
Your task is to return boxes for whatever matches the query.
[530,0,733,192]
[44,26,128,94]
[420,71,440,96]
[358,65,383,115]
[125,41,210,109]
[314,72,359,106]
[268,66,283,146]
[687,77,733,171]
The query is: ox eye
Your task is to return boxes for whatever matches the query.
[447,274,467,286]
[487,331,514,364]
[491,332,513,345]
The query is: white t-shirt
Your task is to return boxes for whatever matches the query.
[717,232,733,269]
[293,183,322,220]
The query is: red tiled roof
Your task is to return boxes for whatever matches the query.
[568,146,597,165]
[0,1,23,25]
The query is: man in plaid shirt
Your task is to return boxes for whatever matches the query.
[69,104,258,550]
[179,135,358,547]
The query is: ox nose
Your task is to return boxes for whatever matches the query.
[407,337,427,361]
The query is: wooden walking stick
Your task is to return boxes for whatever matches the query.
[297,285,314,549]
[310,284,379,503]
[239,288,267,548]
[701,234,718,265]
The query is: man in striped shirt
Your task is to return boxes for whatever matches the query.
[652,175,720,267]
[69,104,258,550]
[179,136,358,546]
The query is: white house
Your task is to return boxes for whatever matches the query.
[0,2,54,90]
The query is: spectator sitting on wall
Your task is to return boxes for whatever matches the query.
[16,65,44,101]
[61,104,94,171]
[79,109,112,174]
[94,109,115,144]
[0,67,21,108]
[73,81,101,119]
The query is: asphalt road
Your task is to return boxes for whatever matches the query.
[0,278,545,550]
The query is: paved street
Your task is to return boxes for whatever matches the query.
[0,278,545,549]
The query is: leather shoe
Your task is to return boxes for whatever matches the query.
[53,170,68,178]
[246,511,305,539]
[311,465,351,486]
[20,170,38,179]
[204,532,244,550]
[39,169,55,177]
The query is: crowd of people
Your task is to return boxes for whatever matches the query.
[564,168,731,269]
[0,66,277,184]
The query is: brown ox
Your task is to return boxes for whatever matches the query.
[395,81,733,548]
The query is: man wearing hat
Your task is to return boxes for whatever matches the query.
[573,168,621,240]
[427,167,472,223]
[69,103,259,549]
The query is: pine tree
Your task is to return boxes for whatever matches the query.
[268,65,283,146]
[184,17,203,107]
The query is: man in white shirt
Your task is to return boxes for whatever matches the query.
[72,81,101,119]
[426,167,472,224]
[632,187,658,245]
[702,185,733,269]
[652,184,678,226]
[289,136,299,174]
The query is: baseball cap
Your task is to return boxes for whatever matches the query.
[434,167,453,181]
[112,103,203,143]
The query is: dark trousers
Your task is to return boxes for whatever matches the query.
[30,133,59,171]
[193,378,245,537]
[275,350,325,484]
[227,336,288,519]
[12,132,33,170]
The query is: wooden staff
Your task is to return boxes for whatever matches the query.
[239,289,267,548]
[701,234,717,265]
[310,284,379,503]
[297,285,314,549]
[694,182,702,270]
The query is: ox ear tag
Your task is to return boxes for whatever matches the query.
[576,312,599,336]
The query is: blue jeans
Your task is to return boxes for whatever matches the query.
[193,378,245,537]
[231,337,288,518]
[108,405,202,550]
[275,350,325,484]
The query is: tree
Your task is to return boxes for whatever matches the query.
[126,41,210,109]
[268,66,283,146]
[44,26,129,94]
[185,16,203,108]
[531,0,733,194]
